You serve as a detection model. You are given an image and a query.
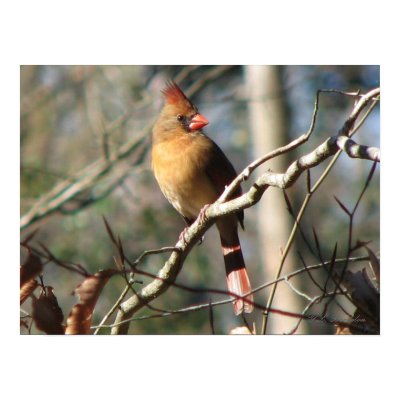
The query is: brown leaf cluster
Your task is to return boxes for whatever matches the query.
[20,248,117,335]
[66,270,115,334]
[20,279,38,305]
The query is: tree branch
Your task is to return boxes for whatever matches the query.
[336,135,380,161]
[111,87,380,334]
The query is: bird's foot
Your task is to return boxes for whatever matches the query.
[197,204,210,224]
[196,204,210,245]
[178,227,204,246]
[179,205,210,246]
[179,226,190,246]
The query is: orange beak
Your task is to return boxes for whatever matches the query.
[189,113,209,131]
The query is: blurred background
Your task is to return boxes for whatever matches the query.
[20,65,380,334]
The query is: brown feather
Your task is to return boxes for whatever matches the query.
[205,142,244,229]
[162,81,193,108]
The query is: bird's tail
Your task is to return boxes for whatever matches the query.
[218,219,254,315]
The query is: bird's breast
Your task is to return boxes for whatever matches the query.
[151,136,218,219]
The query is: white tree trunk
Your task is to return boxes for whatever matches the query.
[245,65,304,333]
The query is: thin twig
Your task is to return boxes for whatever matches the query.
[93,283,131,335]
[90,254,370,331]
[284,277,314,301]
[260,88,379,334]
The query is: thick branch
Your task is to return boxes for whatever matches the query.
[218,87,380,203]
[336,136,380,161]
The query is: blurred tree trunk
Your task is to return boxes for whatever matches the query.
[245,65,305,333]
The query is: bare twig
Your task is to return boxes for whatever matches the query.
[283,276,314,302]
[98,287,370,333]
[260,87,379,334]
[331,162,379,321]
[218,86,323,204]
[91,255,373,331]
[93,282,132,335]
[208,299,216,334]
[285,291,345,335]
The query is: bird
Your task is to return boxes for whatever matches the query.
[151,81,254,315]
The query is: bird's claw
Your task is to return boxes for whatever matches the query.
[198,204,210,224]
[179,226,190,246]
[179,226,204,246]
[179,205,210,246]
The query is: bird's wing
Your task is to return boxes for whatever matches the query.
[204,141,245,229]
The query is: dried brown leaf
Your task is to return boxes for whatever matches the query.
[65,269,116,334]
[20,279,38,305]
[74,269,115,309]
[32,287,65,334]
[20,252,42,287]
[65,304,92,334]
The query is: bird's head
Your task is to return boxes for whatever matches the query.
[153,82,209,140]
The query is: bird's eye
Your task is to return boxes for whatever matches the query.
[176,114,184,122]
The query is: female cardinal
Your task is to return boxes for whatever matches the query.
[151,82,253,315]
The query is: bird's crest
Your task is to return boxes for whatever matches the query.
[162,81,192,107]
